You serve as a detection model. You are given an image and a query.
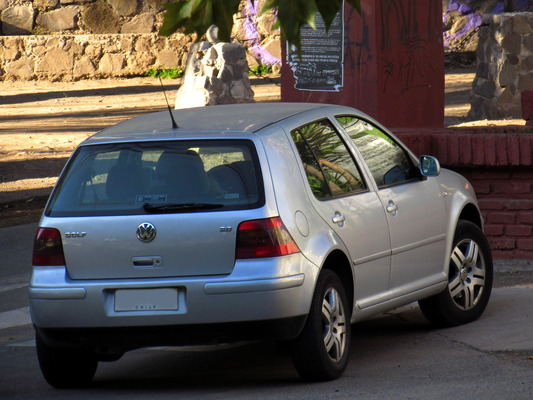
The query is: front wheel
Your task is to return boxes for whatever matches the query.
[291,269,351,381]
[36,333,98,388]
[419,220,493,327]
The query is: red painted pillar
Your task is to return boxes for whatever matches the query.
[281,0,444,129]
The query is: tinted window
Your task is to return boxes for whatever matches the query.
[291,119,366,200]
[47,140,264,217]
[336,116,418,188]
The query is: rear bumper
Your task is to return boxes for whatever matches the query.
[29,254,318,345]
[36,316,307,350]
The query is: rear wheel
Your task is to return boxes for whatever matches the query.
[36,333,98,388]
[291,269,351,381]
[419,220,493,327]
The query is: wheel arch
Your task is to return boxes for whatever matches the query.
[321,249,354,316]
[458,202,483,230]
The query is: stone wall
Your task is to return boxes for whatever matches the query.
[469,12,533,119]
[0,33,192,81]
[443,0,533,51]
[0,0,281,81]
[0,0,166,35]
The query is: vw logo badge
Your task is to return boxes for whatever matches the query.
[136,222,156,243]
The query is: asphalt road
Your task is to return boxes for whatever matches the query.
[0,223,532,399]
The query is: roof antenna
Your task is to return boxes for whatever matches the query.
[158,75,178,129]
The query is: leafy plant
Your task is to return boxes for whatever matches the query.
[144,68,184,79]
[159,0,361,54]
[249,64,273,77]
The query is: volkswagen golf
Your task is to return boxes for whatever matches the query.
[30,103,493,387]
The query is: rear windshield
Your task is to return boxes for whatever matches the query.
[46,140,264,217]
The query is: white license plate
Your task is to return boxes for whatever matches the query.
[114,288,178,311]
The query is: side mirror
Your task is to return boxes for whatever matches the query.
[419,155,440,177]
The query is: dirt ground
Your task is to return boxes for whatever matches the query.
[0,67,526,227]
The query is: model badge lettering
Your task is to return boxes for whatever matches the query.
[65,232,86,238]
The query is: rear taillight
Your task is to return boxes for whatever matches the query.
[236,217,300,259]
[33,228,66,266]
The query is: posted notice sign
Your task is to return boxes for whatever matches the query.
[287,6,344,92]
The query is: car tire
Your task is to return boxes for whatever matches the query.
[291,269,351,381]
[419,220,493,327]
[36,333,98,388]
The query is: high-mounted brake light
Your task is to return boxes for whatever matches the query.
[33,228,66,266]
[236,217,300,259]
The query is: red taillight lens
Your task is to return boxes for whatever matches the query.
[33,228,66,266]
[236,217,300,259]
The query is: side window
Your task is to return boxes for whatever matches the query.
[336,116,418,188]
[291,119,367,200]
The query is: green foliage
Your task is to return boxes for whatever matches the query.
[248,64,273,77]
[159,0,361,53]
[144,68,184,79]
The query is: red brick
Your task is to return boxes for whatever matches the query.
[507,199,533,210]
[472,135,486,165]
[492,182,531,194]
[486,212,516,224]
[518,211,533,225]
[478,199,506,210]
[515,250,533,259]
[506,225,532,237]
[467,170,510,180]
[485,136,497,165]
[519,135,532,165]
[484,224,505,236]
[473,182,490,194]
[434,135,449,164]
[517,238,533,250]
[458,134,473,165]
[490,238,516,250]
[491,250,514,259]
[447,134,460,165]
[507,135,520,166]
[495,135,508,165]
[512,169,533,180]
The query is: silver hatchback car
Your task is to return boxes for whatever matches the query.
[30,103,493,387]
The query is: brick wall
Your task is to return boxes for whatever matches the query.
[395,128,533,259]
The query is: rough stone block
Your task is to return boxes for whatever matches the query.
[513,14,533,33]
[36,7,79,32]
[73,56,95,79]
[1,5,35,35]
[121,13,155,34]
[99,53,125,75]
[82,1,120,34]
[502,33,522,54]
[34,0,60,10]
[5,58,34,79]
[108,0,138,17]
[35,48,73,74]
[156,50,180,68]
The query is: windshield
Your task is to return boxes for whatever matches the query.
[46,139,264,217]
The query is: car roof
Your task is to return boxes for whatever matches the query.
[85,102,338,144]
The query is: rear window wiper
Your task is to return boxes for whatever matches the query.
[143,202,224,213]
